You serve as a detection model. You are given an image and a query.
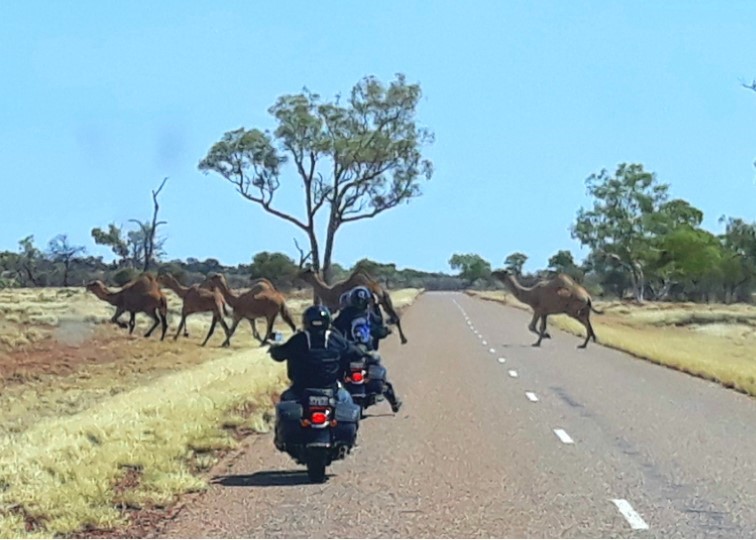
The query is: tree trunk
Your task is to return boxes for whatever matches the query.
[306,229,322,304]
[321,220,338,286]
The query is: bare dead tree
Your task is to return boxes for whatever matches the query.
[130,177,168,272]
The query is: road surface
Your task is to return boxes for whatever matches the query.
[160,292,756,538]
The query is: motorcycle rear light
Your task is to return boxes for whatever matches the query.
[310,411,328,425]
[351,371,364,383]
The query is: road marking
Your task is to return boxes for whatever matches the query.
[498,357,506,363]
[482,340,488,345]
[489,348,496,354]
[553,428,574,444]
[525,392,539,402]
[611,499,649,530]
[508,369,518,377]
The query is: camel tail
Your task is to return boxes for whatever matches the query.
[159,295,168,315]
[588,299,604,315]
[380,290,400,324]
[280,302,297,332]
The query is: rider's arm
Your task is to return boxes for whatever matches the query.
[269,333,302,362]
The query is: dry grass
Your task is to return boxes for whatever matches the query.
[468,290,756,397]
[0,286,422,538]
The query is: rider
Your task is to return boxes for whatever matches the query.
[333,286,402,413]
[268,305,366,446]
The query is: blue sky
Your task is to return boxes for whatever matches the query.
[1,0,755,273]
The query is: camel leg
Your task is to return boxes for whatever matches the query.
[201,317,218,347]
[530,313,545,347]
[527,313,540,336]
[128,312,136,335]
[381,301,407,344]
[174,314,187,341]
[538,316,549,341]
[260,314,276,345]
[540,315,551,339]
[248,318,262,341]
[580,313,597,348]
[393,316,408,345]
[222,316,242,347]
[144,309,161,338]
[111,307,128,329]
[218,314,231,342]
[159,310,168,341]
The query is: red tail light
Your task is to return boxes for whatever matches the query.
[351,371,364,383]
[310,411,328,425]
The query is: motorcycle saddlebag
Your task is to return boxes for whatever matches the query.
[366,364,386,394]
[276,401,304,446]
[333,402,360,446]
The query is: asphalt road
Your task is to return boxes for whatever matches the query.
[160,292,756,538]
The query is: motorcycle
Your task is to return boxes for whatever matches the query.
[274,387,361,483]
[343,355,388,418]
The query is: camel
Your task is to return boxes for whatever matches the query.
[157,273,231,346]
[297,267,408,345]
[85,273,168,340]
[491,270,603,348]
[206,273,297,346]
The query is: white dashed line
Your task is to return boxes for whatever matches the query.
[508,369,518,378]
[611,499,649,530]
[497,357,506,363]
[553,428,574,444]
[525,392,539,402]
[482,340,488,345]
[489,348,496,354]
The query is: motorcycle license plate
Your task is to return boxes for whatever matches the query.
[308,395,330,407]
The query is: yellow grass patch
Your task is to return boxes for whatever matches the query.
[0,287,422,538]
[468,290,756,397]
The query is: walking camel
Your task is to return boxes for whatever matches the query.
[157,273,231,346]
[297,267,408,345]
[491,269,603,348]
[206,273,297,346]
[85,273,168,340]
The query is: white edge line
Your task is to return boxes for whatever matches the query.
[611,499,649,530]
[553,428,574,444]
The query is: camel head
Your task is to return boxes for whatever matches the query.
[491,269,511,283]
[85,280,108,295]
[297,267,319,282]
[206,273,228,289]
[156,273,175,287]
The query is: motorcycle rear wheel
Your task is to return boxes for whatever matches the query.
[306,450,328,483]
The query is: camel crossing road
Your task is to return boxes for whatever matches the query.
[161,292,756,538]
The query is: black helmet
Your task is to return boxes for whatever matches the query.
[349,286,372,311]
[302,304,332,332]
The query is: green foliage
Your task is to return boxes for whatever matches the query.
[547,250,583,281]
[504,252,528,274]
[112,268,139,287]
[249,252,299,287]
[449,253,492,285]
[91,224,129,261]
[158,262,187,283]
[198,74,434,279]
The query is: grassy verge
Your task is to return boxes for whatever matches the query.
[467,290,756,398]
[0,288,422,538]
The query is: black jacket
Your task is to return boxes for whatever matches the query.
[333,305,390,351]
[269,328,367,392]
